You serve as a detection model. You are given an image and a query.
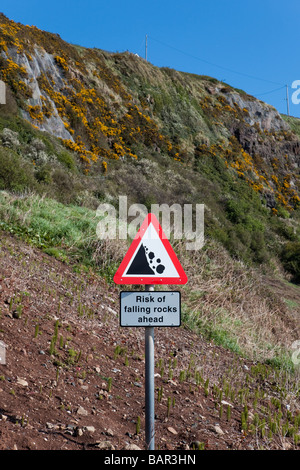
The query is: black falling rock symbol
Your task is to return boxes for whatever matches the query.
[126,244,165,275]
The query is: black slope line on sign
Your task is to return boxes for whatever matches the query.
[126,244,155,275]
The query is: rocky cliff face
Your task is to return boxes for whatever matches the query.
[6,45,73,140]
[224,88,288,133]
[221,88,300,208]
[1,13,300,212]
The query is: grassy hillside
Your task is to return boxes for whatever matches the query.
[0,13,300,372]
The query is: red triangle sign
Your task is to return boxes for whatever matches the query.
[114,213,188,285]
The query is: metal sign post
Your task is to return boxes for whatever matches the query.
[119,288,181,450]
[145,285,155,450]
[114,213,187,451]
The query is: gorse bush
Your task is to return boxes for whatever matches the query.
[0,114,296,271]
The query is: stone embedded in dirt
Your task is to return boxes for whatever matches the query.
[76,406,88,416]
[106,428,114,436]
[66,424,76,435]
[96,440,115,450]
[168,379,177,386]
[125,443,142,450]
[167,426,178,435]
[16,377,28,387]
[75,427,83,437]
[84,426,95,434]
[221,400,233,407]
[283,441,292,450]
[214,425,224,435]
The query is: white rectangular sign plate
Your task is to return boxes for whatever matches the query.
[120,291,181,327]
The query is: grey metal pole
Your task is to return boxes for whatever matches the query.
[145,284,155,450]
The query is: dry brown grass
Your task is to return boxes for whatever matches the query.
[90,232,299,366]
[175,238,299,364]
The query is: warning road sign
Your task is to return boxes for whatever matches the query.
[113,213,188,285]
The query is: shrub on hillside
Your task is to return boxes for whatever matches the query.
[57,150,76,171]
[0,147,36,192]
[280,241,300,283]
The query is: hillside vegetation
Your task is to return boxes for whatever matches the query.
[1,11,300,357]
[0,13,299,450]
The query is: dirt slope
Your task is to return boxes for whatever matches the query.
[0,231,298,451]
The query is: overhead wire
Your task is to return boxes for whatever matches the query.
[147,35,285,88]
[254,85,286,98]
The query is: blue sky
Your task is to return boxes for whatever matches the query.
[1,0,300,117]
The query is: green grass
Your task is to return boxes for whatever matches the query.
[181,302,242,355]
[0,191,126,283]
[281,114,300,138]
[1,190,298,371]
[0,191,97,261]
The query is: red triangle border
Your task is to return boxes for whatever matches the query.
[113,213,188,285]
